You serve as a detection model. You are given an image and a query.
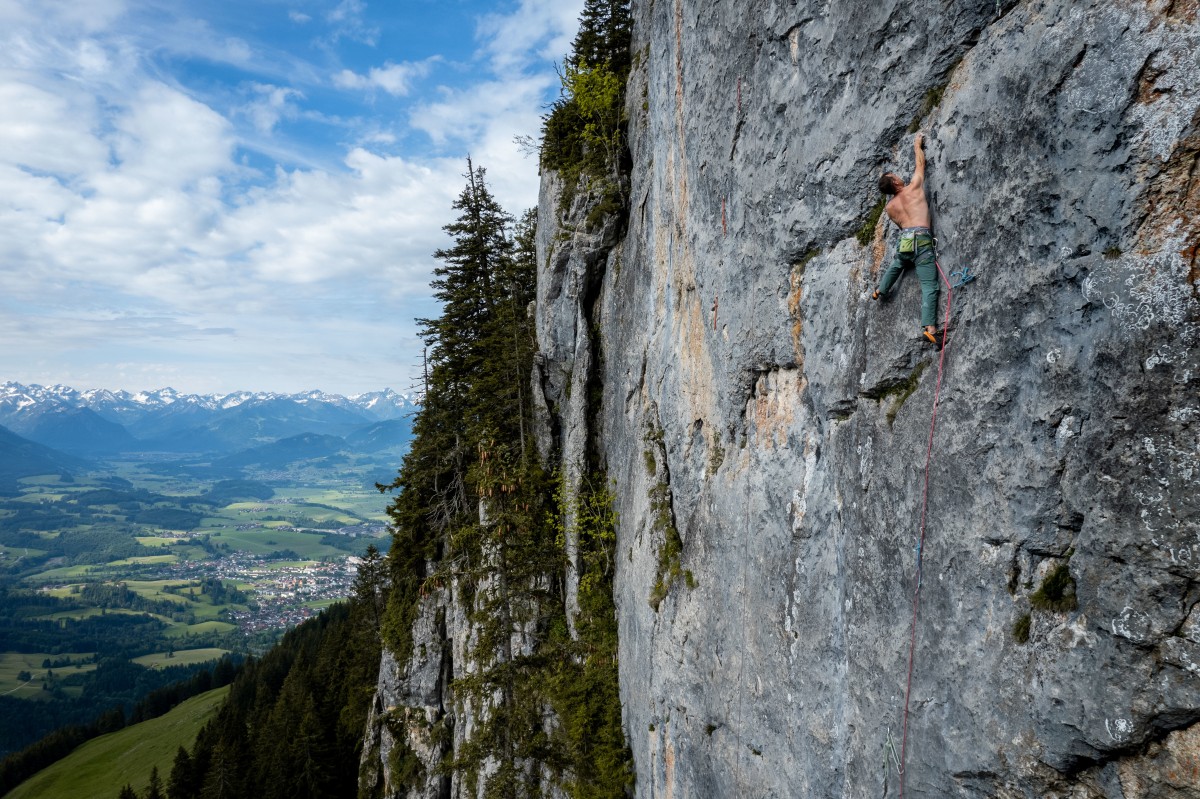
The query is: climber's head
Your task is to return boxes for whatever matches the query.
[878,172,903,196]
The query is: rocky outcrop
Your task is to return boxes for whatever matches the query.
[360,593,453,798]
[534,0,1200,796]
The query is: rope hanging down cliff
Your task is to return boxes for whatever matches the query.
[896,258,955,798]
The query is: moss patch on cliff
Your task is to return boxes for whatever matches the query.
[645,420,685,610]
[855,197,887,246]
[649,488,684,610]
[1030,561,1078,613]
[863,362,929,426]
[793,248,820,276]
[906,53,964,133]
[707,431,726,476]
[385,723,426,792]
[1012,612,1032,644]
[908,82,948,133]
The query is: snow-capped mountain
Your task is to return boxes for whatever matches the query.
[0,382,418,456]
[2,382,414,416]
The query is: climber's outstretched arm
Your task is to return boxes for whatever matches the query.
[909,133,926,191]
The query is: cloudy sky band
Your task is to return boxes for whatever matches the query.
[0,0,582,394]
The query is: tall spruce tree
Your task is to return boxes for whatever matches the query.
[370,149,631,794]
[145,766,164,799]
[167,745,196,799]
[379,164,559,797]
[352,543,388,636]
[379,160,517,667]
[568,0,632,75]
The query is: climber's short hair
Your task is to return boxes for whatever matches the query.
[878,172,902,195]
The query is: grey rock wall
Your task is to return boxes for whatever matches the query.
[534,0,1200,796]
[360,590,454,798]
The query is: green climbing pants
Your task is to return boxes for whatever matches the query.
[877,228,940,328]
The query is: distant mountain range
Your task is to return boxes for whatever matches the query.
[0,382,418,458]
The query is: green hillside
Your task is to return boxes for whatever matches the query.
[4,686,228,799]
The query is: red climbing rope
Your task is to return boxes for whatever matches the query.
[897,258,955,798]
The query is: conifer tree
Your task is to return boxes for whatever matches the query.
[167,745,196,799]
[542,0,633,206]
[199,741,237,799]
[380,161,516,664]
[376,164,561,797]
[568,0,632,76]
[144,766,164,799]
[124,602,382,799]
[294,693,335,798]
[352,543,388,635]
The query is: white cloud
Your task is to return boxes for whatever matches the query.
[0,64,460,316]
[242,83,304,133]
[217,148,459,290]
[224,36,253,64]
[333,59,435,96]
[324,0,378,46]
[326,0,363,23]
[0,79,108,174]
[410,74,553,147]
[478,0,583,73]
[18,0,130,34]
[288,10,311,24]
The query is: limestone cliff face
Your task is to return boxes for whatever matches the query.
[535,0,1200,796]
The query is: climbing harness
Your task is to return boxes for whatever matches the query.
[950,264,977,288]
[896,257,956,799]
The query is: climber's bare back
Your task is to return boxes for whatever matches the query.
[884,182,930,229]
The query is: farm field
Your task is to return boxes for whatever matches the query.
[132,647,230,669]
[0,652,96,699]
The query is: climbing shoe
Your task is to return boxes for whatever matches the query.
[871,290,880,300]
[923,329,945,349]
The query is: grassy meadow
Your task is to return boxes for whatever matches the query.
[4,686,229,799]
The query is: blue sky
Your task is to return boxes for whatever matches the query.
[0,0,582,395]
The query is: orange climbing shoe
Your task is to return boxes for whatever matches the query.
[871,290,880,300]
[923,329,945,349]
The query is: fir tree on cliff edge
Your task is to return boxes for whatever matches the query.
[569,0,632,76]
[542,0,633,199]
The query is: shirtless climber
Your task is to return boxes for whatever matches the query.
[872,133,943,347]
